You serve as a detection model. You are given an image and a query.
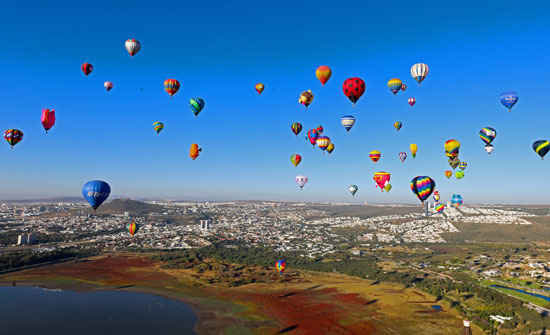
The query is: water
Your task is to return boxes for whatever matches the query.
[431,304,443,311]
[490,285,550,302]
[0,286,197,335]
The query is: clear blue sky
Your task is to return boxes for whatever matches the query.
[1,1,549,204]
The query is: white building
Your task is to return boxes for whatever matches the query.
[17,233,36,245]
[200,219,212,232]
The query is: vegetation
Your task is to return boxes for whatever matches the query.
[0,249,98,271]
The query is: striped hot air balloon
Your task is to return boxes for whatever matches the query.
[408,97,416,107]
[387,78,402,95]
[275,260,286,275]
[164,79,180,98]
[394,121,402,131]
[410,176,436,204]
[435,203,445,214]
[433,191,440,202]
[81,63,93,77]
[126,222,139,236]
[341,115,355,132]
[290,154,301,167]
[459,161,467,171]
[369,150,381,163]
[189,98,205,117]
[411,63,429,85]
[316,136,331,153]
[4,129,23,148]
[533,140,550,160]
[291,123,302,137]
[398,152,407,163]
[153,122,164,134]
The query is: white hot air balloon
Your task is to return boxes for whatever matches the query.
[125,39,141,57]
[341,115,356,132]
[295,175,308,190]
[484,144,494,154]
[348,185,358,196]
[410,63,429,85]
[104,81,113,92]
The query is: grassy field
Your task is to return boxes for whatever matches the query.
[0,253,480,335]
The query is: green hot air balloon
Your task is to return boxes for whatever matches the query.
[349,185,358,196]
[190,98,205,117]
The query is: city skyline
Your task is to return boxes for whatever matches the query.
[1,1,549,203]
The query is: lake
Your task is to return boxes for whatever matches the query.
[490,284,550,302]
[0,286,197,335]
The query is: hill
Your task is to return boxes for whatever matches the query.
[96,199,164,215]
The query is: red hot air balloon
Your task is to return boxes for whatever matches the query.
[41,109,56,134]
[342,78,365,107]
[408,97,416,107]
[373,172,391,191]
[81,63,93,77]
[164,79,180,99]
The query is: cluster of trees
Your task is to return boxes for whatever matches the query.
[0,249,98,271]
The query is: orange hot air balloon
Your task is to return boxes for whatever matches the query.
[255,83,264,95]
[445,171,452,179]
[164,79,180,99]
[316,66,332,86]
[190,143,202,161]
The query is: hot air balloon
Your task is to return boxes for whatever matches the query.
[373,172,390,191]
[4,129,23,148]
[484,144,494,154]
[299,90,314,108]
[307,129,318,146]
[104,81,113,92]
[315,125,324,135]
[276,260,286,275]
[153,122,164,134]
[411,63,429,85]
[410,176,436,204]
[291,123,303,137]
[408,98,416,107]
[190,98,205,117]
[401,83,407,91]
[448,157,460,169]
[533,140,550,160]
[451,194,463,208]
[342,78,365,107]
[445,171,452,179]
[290,154,302,167]
[316,136,331,153]
[41,109,55,134]
[326,143,334,154]
[255,83,264,95]
[81,63,93,77]
[384,184,392,192]
[349,185,358,196]
[410,144,417,158]
[164,79,180,99]
[82,180,111,213]
[295,175,308,190]
[435,203,445,214]
[398,152,407,163]
[316,66,332,86]
[394,122,402,131]
[126,222,139,237]
[190,143,202,161]
[433,191,440,202]
[456,171,464,179]
[444,139,460,158]
[500,91,518,112]
[341,116,356,132]
[388,78,402,95]
[479,127,496,153]
[125,39,141,57]
[369,150,381,163]
[459,161,467,171]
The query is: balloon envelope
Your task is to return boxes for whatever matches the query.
[500,91,518,112]
[445,170,452,179]
[410,144,417,158]
[435,203,445,213]
[189,98,205,117]
[104,81,114,91]
[164,79,180,98]
[82,180,111,211]
[444,139,460,158]
[190,143,201,160]
[276,260,286,274]
[410,176,435,203]
[295,175,308,189]
[4,129,23,148]
[369,150,381,163]
[349,185,358,196]
[125,39,141,56]
[342,78,365,107]
[394,121,402,131]
[307,129,318,146]
[398,152,407,163]
[451,194,463,207]
[433,191,440,202]
[388,78,402,95]
[291,123,303,136]
[255,83,264,95]
[316,66,332,86]
[533,140,550,160]
[290,154,302,167]
[410,63,429,85]
[153,122,164,134]
[373,172,390,191]
[126,222,139,236]
[316,136,331,152]
[326,143,334,154]
[41,109,56,133]
[341,116,356,132]
[299,90,314,108]
[408,97,416,107]
[479,127,496,145]
[81,63,93,77]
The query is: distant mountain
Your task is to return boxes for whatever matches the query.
[96,198,164,215]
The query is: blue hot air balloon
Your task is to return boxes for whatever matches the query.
[82,180,111,212]
[500,91,518,112]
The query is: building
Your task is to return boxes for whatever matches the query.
[200,219,212,232]
[16,233,36,245]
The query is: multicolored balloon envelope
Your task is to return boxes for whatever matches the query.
[307,129,318,146]
[291,123,303,136]
[533,140,550,160]
[373,172,390,191]
[315,125,324,135]
[455,171,464,179]
[459,162,467,171]
[164,79,180,98]
[316,66,332,86]
[41,109,56,134]
[410,176,436,203]
[316,136,331,152]
[326,143,334,154]
[349,185,358,196]
[341,116,356,132]
[500,91,518,112]
[401,83,407,91]
[81,63,93,77]
[342,78,365,107]
[394,121,402,131]
[448,157,460,169]
[290,154,302,167]
[104,81,114,91]
[125,39,141,57]
[299,90,314,108]
[126,222,139,236]
[451,194,463,207]
[444,139,460,158]
[153,122,164,134]
[411,63,429,85]
[388,78,402,95]
[255,83,265,95]
[189,98,205,117]
[410,144,417,158]
[408,97,416,107]
[435,203,445,213]
[479,127,496,145]
[4,129,23,148]
[295,175,308,190]
[433,191,440,202]
[190,143,202,160]
[276,260,286,275]
[369,150,381,163]
[445,170,452,179]
[82,180,111,212]
[398,152,407,163]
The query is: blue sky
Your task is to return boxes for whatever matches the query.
[0,1,549,204]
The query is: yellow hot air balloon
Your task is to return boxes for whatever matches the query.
[316,66,332,86]
[410,144,418,158]
[387,78,402,95]
[326,143,334,154]
[444,139,461,158]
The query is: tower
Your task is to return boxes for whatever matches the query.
[463,320,472,335]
